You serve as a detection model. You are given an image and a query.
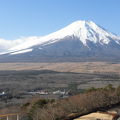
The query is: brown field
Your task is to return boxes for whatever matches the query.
[74,112,117,120]
[0,62,120,74]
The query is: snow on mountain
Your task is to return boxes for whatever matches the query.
[0,20,120,62]
[8,20,120,54]
[0,37,36,54]
[10,49,33,55]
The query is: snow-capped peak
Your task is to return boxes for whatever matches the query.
[64,20,120,45]
[4,20,120,53]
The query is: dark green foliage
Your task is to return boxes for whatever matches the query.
[22,102,30,108]
[104,84,115,90]
[21,115,33,120]
[85,87,97,92]
[34,99,55,108]
[68,83,79,95]
[27,99,56,119]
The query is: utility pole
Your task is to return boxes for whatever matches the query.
[7,116,9,120]
[17,114,19,120]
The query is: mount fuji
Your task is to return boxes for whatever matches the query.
[0,20,120,62]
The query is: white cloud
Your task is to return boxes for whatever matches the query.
[0,36,41,54]
[0,38,23,53]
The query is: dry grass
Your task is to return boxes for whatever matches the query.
[0,62,120,74]
[74,112,115,120]
[22,86,120,120]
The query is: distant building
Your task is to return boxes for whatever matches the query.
[53,90,66,95]
[28,91,48,95]
[0,91,6,96]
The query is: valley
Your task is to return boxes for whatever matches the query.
[0,62,120,108]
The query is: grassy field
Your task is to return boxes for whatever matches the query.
[0,62,120,74]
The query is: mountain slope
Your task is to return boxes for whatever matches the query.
[0,20,120,62]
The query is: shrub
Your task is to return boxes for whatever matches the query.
[22,85,120,120]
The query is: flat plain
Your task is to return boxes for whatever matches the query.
[0,62,120,74]
[0,62,120,108]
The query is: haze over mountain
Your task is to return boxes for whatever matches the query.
[0,20,120,62]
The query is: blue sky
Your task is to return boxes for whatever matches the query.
[0,0,120,40]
